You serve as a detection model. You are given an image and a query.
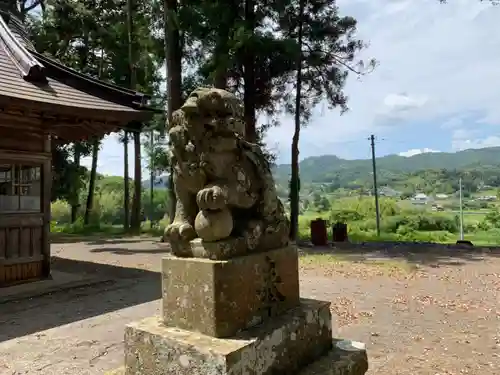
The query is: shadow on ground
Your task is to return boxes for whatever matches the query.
[89,246,169,255]
[0,257,162,343]
[299,242,500,267]
[50,233,159,245]
[50,233,126,244]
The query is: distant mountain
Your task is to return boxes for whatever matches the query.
[141,147,500,192]
[273,147,500,184]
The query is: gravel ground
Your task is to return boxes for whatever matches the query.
[0,237,498,375]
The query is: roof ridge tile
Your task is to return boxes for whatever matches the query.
[0,11,46,83]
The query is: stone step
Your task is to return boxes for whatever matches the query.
[105,339,367,375]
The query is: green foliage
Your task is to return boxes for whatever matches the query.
[381,214,459,233]
[329,197,400,223]
[51,175,170,226]
[483,209,500,227]
[275,0,375,120]
[295,195,500,246]
[26,0,164,207]
[310,192,330,212]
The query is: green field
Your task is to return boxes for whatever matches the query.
[296,196,500,246]
[52,195,500,246]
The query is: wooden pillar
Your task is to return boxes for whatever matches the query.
[41,134,51,278]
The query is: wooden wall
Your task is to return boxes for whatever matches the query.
[0,127,44,153]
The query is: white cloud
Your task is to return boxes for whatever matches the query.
[399,148,441,157]
[451,128,500,151]
[383,93,428,111]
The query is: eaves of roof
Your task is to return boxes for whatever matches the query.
[0,8,162,133]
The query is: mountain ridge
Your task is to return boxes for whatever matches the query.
[142,147,500,190]
[273,146,500,184]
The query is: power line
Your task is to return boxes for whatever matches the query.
[369,134,381,237]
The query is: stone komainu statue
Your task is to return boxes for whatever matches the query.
[164,87,289,259]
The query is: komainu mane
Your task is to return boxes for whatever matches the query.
[163,87,289,259]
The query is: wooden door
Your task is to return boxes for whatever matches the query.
[0,160,47,286]
[0,214,44,285]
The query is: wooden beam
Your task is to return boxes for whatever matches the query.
[0,101,144,142]
[0,149,50,163]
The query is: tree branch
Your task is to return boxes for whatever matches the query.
[303,42,376,76]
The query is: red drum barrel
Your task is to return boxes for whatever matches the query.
[332,222,348,242]
[310,218,328,246]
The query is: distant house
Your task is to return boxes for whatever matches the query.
[379,186,401,198]
[476,195,497,201]
[435,193,449,200]
[431,204,444,212]
[478,184,493,191]
[411,193,430,205]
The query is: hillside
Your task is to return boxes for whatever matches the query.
[141,147,500,196]
[274,147,500,185]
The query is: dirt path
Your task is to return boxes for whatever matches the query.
[0,238,498,375]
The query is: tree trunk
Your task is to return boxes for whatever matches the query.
[131,131,142,232]
[84,49,104,226]
[127,0,141,232]
[123,132,130,231]
[212,2,238,89]
[243,0,257,143]
[125,0,137,231]
[84,138,99,225]
[70,144,81,223]
[289,0,305,241]
[165,0,183,223]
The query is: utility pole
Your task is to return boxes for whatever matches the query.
[459,177,464,240]
[370,134,381,237]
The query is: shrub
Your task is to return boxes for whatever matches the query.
[380,214,458,233]
[330,209,364,223]
[51,200,71,223]
[329,197,401,223]
[484,210,500,228]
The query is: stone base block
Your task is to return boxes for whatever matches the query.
[162,245,299,338]
[107,340,367,375]
[124,299,334,375]
[297,340,368,375]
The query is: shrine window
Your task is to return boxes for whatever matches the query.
[0,164,42,213]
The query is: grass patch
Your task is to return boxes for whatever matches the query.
[51,219,166,238]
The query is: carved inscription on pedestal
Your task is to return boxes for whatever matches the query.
[257,256,286,318]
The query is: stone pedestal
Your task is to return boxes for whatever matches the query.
[125,299,332,375]
[118,244,368,375]
[161,245,300,338]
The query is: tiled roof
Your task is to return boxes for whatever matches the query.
[0,9,158,138]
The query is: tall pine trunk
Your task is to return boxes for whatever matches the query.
[123,132,130,231]
[165,0,183,223]
[127,0,142,232]
[289,0,305,241]
[84,138,99,225]
[212,2,238,89]
[70,30,90,224]
[70,144,81,223]
[243,0,257,143]
[131,131,142,232]
[84,50,104,226]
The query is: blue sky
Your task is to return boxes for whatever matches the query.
[82,0,500,175]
